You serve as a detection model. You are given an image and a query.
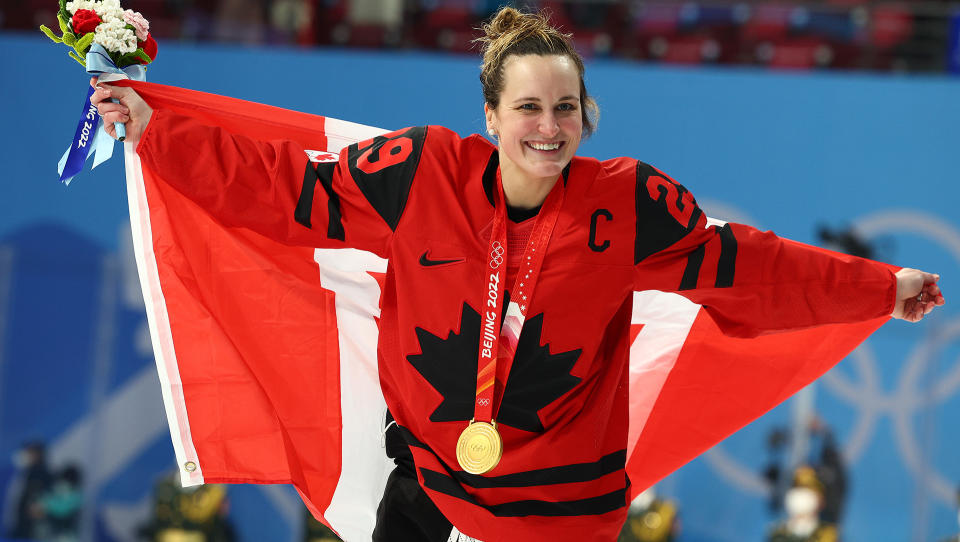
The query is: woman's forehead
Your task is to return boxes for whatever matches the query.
[500,55,580,99]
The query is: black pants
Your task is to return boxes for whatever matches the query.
[372,466,455,542]
[373,414,455,542]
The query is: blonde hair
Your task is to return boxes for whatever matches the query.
[475,7,599,137]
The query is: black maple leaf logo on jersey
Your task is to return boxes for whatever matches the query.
[407,302,582,433]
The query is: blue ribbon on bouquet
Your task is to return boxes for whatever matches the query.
[57,43,146,185]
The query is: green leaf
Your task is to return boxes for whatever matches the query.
[68,50,86,67]
[62,32,76,46]
[59,0,67,13]
[116,51,144,67]
[134,49,152,64]
[75,32,95,55]
[39,25,63,43]
[57,12,69,34]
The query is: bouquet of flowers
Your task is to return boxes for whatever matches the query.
[40,0,158,184]
[40,0,157,67]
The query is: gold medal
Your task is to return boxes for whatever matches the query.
[456,421,502,474]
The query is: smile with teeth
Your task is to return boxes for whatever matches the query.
[527,141,563,151]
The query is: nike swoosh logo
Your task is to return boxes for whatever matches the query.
[419,251,465,267]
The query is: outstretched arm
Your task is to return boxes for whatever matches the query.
[632,162,945,336]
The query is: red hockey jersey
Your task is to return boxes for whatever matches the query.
[122,80,895,542]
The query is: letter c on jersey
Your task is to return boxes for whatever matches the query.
[589,209,613,252]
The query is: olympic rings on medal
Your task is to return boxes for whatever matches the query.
[490,241,505,268]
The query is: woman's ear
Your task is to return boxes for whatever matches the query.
[484,103,497,137]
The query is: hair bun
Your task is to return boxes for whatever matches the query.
[485,6,521,39]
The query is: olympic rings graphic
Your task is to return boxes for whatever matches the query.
[477,398,491,406]
[702,209,960,507]
[490,241,505,269]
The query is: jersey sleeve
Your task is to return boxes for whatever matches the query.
[632,162,897,337]
[136,108,430,257]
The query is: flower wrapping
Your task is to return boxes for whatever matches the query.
[40,0,157,184]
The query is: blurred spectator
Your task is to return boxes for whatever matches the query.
[763,418,847,526]
[4,441,52,540]
[763,427,791,514]
[817,224,876,260]
[304,508,342,542]
[808,419,846,525]
[617,486,679,542]
[213,0,267,43]
[36,465,83,542]
[269,0,310,42]
[767,466,839,542]
[348,0,402,27]
[137,471,235,542]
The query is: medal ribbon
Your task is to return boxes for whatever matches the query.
[473,173,565,424]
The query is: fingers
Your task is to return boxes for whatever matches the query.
[920,271,941,286]
[91,85,116,107]
[92,86,131,121]
[922,282,945,306]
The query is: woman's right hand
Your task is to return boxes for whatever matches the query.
[89,77,154,145]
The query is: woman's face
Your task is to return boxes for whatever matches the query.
[485,54,583,189]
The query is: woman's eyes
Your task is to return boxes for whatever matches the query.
[518,103,578,112]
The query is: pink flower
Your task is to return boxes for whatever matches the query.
[123,9,150,41]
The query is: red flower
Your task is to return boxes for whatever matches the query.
[71,9,101,34]
[137,34,158,63]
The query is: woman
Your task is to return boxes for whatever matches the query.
[92,7,943,542]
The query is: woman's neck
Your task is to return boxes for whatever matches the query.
[499,157,560,210]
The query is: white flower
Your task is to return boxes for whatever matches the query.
[66,0,124,22]
[93,18,137,54]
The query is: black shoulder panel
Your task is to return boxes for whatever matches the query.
[635,161,703,264]
[346,126,427,231]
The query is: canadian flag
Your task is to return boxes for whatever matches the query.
[119,81,888,541]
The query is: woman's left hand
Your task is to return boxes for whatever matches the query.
[892,268,945,322]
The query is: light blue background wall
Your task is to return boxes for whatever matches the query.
[1,32,958,541]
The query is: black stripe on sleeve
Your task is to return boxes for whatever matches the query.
[715,223,737,288]
[315,162,345,241]
[294,162,345,241]
[294,161,318,229]
[679,244,706,291]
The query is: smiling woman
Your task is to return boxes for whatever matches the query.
[86,5,944,542]
[477,9,597,210]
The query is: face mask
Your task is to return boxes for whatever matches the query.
[784,487,819,517]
